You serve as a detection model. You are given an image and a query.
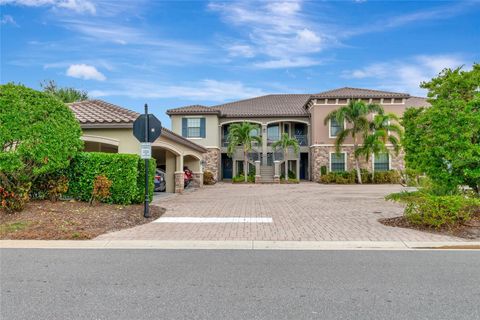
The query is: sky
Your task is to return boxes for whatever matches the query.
[1,0,479,127]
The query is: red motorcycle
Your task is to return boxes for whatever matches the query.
[184,166,193,187]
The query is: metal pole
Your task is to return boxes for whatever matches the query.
[144,104,150,218]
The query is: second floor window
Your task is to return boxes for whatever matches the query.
[182,118,206,138]
[330,117,344,137]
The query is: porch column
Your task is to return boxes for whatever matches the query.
[175,155,184,193]
[274,160,280,184]
[296,159,300,181]
[192,172,203,188]
[261,123,268,165]
[255,160,261,183]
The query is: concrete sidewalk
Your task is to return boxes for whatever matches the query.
[2,240,479,250]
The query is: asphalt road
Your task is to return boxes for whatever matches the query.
[1,249,479,320]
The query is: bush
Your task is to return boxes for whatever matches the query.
[67,152,155,205]
[404,195,480,228]
[0,84,83,211]
[320,171,356,184]
[232,174,254,183]
[320,166,327,176]
[0,184,31,213]
[89,175,112,205]
[373,170,401,184]
[31,174,69,202]
[203,171,216,185]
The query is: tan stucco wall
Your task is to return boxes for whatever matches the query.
[170,114,219,148]
[309,102,410,145]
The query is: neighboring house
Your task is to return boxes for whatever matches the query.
[166,87,429,182]
[69,100,207,193]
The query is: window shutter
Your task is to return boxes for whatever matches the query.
[182,118,188,137]
[200,118,206,138]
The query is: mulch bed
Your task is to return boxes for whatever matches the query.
[0,200,165,240]
[379,215,480,240]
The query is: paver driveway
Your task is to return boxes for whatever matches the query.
[97,183,460,241]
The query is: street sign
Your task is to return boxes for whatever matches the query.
[140,142,152,159]
[133,114,162,143]
[133,104,162,218]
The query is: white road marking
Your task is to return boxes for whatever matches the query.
[153,217,273,223]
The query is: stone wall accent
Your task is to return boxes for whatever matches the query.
[174,172,184,193]
[311,145,404,182]
[203,148,220,181]
[191,172,203,188]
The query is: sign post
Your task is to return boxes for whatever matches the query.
[133,104,162,218]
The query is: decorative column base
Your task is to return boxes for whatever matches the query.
[192,172,203,188]
[273,175,280,184]
[174,172,184,193]
[255,175,262,184]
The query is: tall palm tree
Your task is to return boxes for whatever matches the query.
[226,122,262,182]
[271,133,300,181]
[324,100,383,184]
[356,112,403,180]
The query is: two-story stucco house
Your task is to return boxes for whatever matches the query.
[167,87,429,183]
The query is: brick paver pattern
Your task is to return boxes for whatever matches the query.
[97,183,460,241]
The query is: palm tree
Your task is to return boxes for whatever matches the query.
[226,122,262,182]
[324,100,383,184]
[356,112,403,181]
[271,133,300,181]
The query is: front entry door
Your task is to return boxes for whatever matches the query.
[300,153,308,180]
[222,154,233,179]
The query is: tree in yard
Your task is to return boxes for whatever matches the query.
[0,84,83,211]
[41,80,89,103]
[356,112,402,180]
[324,100,383,184]
[226,122,262,182]
[271,133,299,181]
[402,64,480,195]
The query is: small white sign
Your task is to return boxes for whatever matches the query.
[140,142,152,159]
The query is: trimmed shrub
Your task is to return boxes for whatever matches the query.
[203,171,216,185]
[232,174,254,183]
[67,152,155,205]
[0,184,31,213]
[89,175,112,205]
[320,171,356,184]
[372,170,401,184]
[404,195,480,228]
[320,166,327,176]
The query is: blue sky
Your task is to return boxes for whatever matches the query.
[1,0,479,126]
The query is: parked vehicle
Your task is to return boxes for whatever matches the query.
[184,166,193,188]
[154,168,166,192]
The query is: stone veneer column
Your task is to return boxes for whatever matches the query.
[273,160,280,184]
[203,148,220,181]
[174,172,184,193]
[254,160,261,184]
[191,172,203,188]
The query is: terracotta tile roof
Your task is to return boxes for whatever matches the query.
[404,96,430,107]
[166,105,220,115]
[213,94,311,117]
[312,87,410,99]
[166,87,422,117]
[69,100,207,153]
[69,99,139,125]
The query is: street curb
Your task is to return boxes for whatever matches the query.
[1,240,480,250]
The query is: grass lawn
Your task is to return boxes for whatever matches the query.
[0,200,165,240]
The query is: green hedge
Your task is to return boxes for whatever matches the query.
[319,170,400,184]
[66,152,155,205]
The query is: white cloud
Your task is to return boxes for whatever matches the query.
[209,0,331,69]
[343,55,466,95]
[90,79,266,102]
[66,64,106,81]
[0,0,95,14]
[0,14,17,25]
[226,44,255,58]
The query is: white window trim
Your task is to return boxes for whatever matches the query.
[329,151,347,172]
[328,118,347,139]
[372,153,391,172]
